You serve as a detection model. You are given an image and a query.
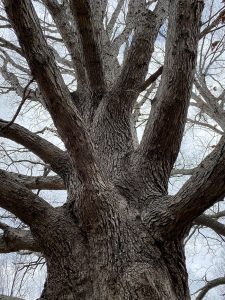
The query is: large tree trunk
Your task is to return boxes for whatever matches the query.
[35,196,189,300]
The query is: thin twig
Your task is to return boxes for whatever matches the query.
[0,77,34,132]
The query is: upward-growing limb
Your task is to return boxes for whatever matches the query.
[3,0,102,186]
[166,135,225,237]
[42,0,87,91]
[135,0,204,195]
[115,0,167,96]
[91,1,167,178]
[70,0,106,100]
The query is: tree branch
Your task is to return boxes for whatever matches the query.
[171,167,197,176]
[195,214,225,238]
[90,2,167,178]
[42,0,87,90]
[70,0,106,97]
[195,277,225,300]
[138,66,163,92]
[187,118,224,135]
[0,169,54,226]
[1,77,34,131]
[200,8,225,39]
[7,172,65,190]
[0,119,68,178]
[0,223,40,253]
[138,0,204,191]
[0,57,44,105]
[115,0,167,96]
[0,295,23,300]
[3,0,101,184]
[0,37,22,55]
[106,0,125,38]
[168,135,225,236]
[207,210,225,219]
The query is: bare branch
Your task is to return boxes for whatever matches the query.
[0,295,23,300]
[207,210,225,219]
[0,119,68,178]
[171,167,196,176]
[3,0,101,184]
[195,277,225,300]
[200,8,225,39]
[0,37,22,55]
[8,172,65,190]
[138,66,163,92]
[195,214,225,238]
[116,0,167,95]
[187,118,224,135]
[0,224,40,253]
[1,78,34,131]
[42,0,87,89]
[0,169,54,226]
[169,135,225,235]
[0,58,44,105]
[106,0,125,38]
[138,0,204,191]
[70,0,106,97]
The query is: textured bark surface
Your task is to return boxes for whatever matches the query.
[35,204,189,300]
[2,0,225,299]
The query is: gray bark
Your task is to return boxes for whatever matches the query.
[2,0,225,299]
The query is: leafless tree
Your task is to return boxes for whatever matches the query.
[0,0,225,299]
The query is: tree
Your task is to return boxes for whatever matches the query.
[0,0,225,299]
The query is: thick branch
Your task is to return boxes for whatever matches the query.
[0,119,68,178]
[90,2,167,178]
[169,135,225,236]
[139,0,204,188]
[195,277,225,300]
[195,214,225,238]
[138,66,163,93]
[0,224,40,253]
[7,172,65,190]
[70,0,106,96]
[3,0,101,184]
[106,0,125,38]
[115,0,167,95]
[0,169,54,226]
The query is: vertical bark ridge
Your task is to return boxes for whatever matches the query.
[70,0,106,101]
[92,93,134,180]
[134,0,204,198]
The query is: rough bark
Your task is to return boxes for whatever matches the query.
[2,0,225,299]
[0,225,40,253]
[36,203,190,300]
